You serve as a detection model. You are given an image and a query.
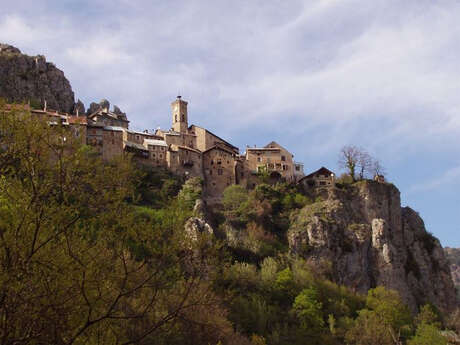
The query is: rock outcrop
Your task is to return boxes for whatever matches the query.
[288,180,457,313]
[0,44,76,113]
[444,247,460,300]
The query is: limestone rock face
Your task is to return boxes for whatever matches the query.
[0,44,75,112]
[288,181,457,312]
[444,247,460,300]
[72,99,85,116]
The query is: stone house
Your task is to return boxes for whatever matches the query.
[144,139,168,168]
[245,141,295,183]
[299,167,335,189]
[102,126,125,161]
[202,144,238,198]
[87,107,129,128]
[168,144,203,178]
[19,96,305,201]
[293,162,305,182]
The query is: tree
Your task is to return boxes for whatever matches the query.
[222,185,249,214]
[346,287,412,345]
[371,159,386,177]
[357,150,372,180]
[338,145,386,181]
[407,323,447,345]
[0,102,227,345]
[338,146,360,181]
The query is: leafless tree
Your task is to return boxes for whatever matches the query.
[371,159,386,177]
[338,145,360,181]
[339,145,385,181]
[357,150,372,180]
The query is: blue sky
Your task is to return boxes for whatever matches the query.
[1,0,459,247]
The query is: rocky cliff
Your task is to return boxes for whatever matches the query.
[287,180,457,313]
[445,247,460,300]
[0,44,76,113]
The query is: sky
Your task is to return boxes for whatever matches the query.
[1,0,459,247]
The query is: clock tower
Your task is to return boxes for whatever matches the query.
[171,95,188,133]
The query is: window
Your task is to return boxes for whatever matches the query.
[211,160,214,165]
[175,114,177,122]
[217,159,222,165]
[281,155,286,161]
[218,169,223,175]
[160,154,162,158]
[209,170,213,175]
[257,157,262,162]
[320,181,326,186]
[282,165,286,171]
[181,114,185,122]
[152,153,156,158]
[112,139,114,145]
[295,166,300,171]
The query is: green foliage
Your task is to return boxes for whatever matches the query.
[293,287,325,331]
[407,323,447,345]
[223,185,249,210]
[346,287,412,345]
[415,304,442,328]
[0,104,240,345]
[178,176,203,210]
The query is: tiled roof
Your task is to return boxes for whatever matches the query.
[176,145,202,154]
[103,126,125,132]
[124,141,148,151]
[301,167,335,180]
[144,139,168,147]
[190,124,238,151]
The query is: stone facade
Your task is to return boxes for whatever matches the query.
[299,166,335,190]
[203,145,238,199]
[245,141,296,183]
[23,96,304,201]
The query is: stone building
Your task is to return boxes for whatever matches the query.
[202,144,238,199]
[87,106,129,128]
[245,141,295,183]
[20,96,304,201]
[298,167,335,189]
[293,162,305,182]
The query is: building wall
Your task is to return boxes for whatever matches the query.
[146,144,167,167]
[87,126,104,154]
[190,125,238,154]
[203,147,237,198]
[102,129,124,160]
[168,145,203,179]
[246,143,295,183]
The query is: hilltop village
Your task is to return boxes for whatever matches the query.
[19,96,337,201]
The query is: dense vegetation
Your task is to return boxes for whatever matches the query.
[0,102,457,344]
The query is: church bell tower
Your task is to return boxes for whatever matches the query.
[171,95,188,133]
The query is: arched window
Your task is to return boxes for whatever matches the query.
[175,114,177,122]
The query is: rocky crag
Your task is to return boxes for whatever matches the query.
[287,181,456,312]
[445,247,460,300]
[0,44,76,113]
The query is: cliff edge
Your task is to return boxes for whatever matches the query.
[0,44,75,112]
[288,180,457,312]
